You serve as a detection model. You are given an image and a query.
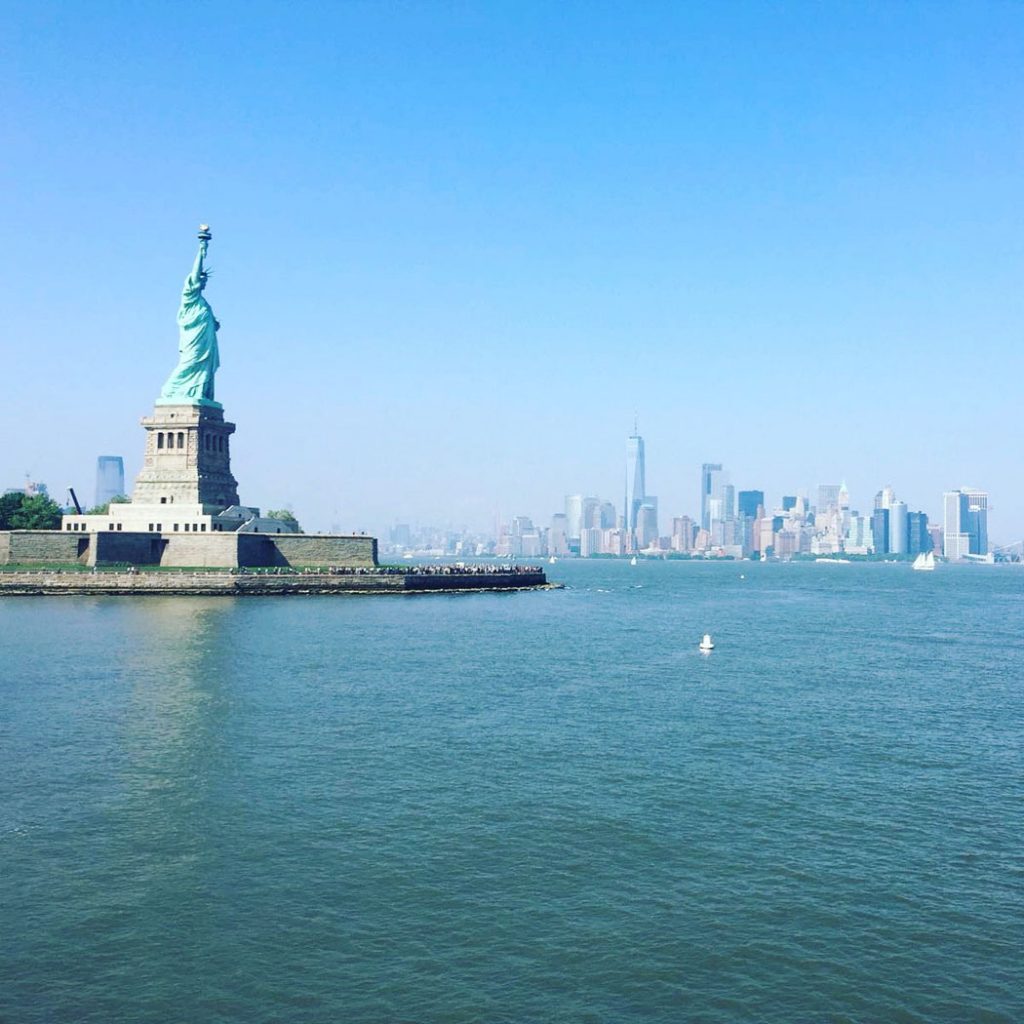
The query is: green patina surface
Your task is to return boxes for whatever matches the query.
[157,230,222,408]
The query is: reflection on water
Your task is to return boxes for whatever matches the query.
[119,597,234,755]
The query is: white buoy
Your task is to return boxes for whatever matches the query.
[699,633,715,653]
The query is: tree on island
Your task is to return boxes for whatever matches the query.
[0,492,63,530]
[84,495,130,516]
[266,509,303,533]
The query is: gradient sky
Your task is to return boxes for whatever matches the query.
[3,2,1022,540]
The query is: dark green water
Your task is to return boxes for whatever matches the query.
[2,561,1022,1023]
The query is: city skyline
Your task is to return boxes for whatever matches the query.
[11,430,1005,551]
[377,426,997,561]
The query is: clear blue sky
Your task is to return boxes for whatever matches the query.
[2,2,1022,539]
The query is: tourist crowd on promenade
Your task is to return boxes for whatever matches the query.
[260,563,543,576]
[4,562,544,576]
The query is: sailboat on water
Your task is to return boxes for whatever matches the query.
[912,551,936,571]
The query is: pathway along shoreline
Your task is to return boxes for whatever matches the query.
[0,568,557,597]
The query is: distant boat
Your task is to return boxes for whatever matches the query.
[699,633,714,653]
[630,556,638,566]
[815,557,851,564]
[912,552,936,572]
[548,556,557,564]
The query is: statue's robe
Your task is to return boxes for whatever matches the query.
[159,263,220,404]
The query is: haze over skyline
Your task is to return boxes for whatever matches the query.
[3,2,1022,539]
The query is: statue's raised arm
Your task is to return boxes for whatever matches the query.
[187,239,208,289]
[157,226,222,408]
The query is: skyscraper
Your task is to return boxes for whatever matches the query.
[737,490,764,520]
[943,490,970,560]
[565,495,584,543]
[549,513,569,556]
[625,430,646,536]
[701,463,725,531]
[671,516,695,553]
[888,501,908,555]
[95,455,125,508]
[817,484,841,511]
[875,485,896,510]
[636,502,659,549]
[964,490,989,555]
[907,512,930,555]
[871,507,889,554]
[944,488,989,557]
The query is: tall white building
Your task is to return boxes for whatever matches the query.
[565,495,584,542]
[625,430,646,536]
[875,485,896,510]
[636,501,659,549]
[943,490,970,560]
[889,501,908,555]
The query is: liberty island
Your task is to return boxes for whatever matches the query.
[0,227,549,593]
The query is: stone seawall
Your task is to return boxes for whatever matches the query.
[0,530,379,569]
[0,570,554,597]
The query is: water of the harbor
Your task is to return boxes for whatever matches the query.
[2,560,1022,1023]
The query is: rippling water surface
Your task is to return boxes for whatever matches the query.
[2,561,1022,1022]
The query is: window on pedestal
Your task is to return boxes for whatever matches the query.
[177,432,185,449]
[157,432,164,449]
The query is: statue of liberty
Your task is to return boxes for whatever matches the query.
[158,226,221,406]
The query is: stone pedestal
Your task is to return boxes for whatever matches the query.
[131,404,240,511]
